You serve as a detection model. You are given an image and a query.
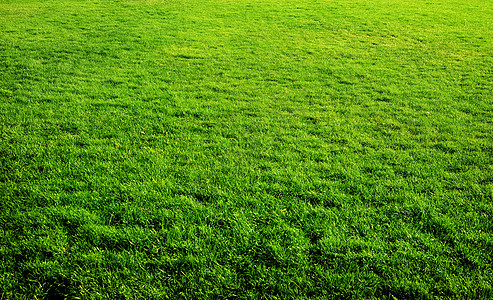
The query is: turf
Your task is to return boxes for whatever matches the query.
[0,0,492,298]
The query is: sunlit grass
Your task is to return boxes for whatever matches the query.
[1,0,492,298]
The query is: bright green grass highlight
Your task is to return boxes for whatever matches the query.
[1,0,492,298]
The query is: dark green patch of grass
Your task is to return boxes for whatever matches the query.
[1,0,492,298]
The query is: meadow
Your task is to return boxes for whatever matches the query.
[0,0,492,298]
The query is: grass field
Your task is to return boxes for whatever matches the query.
[1,0,492,298]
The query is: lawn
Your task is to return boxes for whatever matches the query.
[0,0,492,298]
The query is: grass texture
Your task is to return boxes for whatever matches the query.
[1,0,492,298]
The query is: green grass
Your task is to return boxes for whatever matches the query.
[1,0,492,298]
